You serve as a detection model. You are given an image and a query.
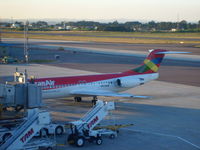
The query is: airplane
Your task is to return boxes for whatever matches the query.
[30,49,188,104]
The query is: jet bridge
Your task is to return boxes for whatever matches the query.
[0,70,55,150]
[0,82,42,109]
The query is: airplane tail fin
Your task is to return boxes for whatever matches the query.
[124,49,189,74]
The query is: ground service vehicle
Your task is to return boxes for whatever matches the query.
[67,100,116,147]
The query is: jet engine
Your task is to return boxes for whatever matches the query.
[116,78,144,88]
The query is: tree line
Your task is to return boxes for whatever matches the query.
[1,20,200,32]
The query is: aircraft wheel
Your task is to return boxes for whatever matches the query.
[75,136,85,147]
[74,97,77,102]
[92,96,98,105]
[55,126,64,135]
[74,97,82,102]
[96,137,103,145]
[92,100,97,105]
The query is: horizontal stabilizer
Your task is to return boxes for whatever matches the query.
[156,51,191,54]
[131,95,152,99]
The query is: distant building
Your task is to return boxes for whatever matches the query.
[55,25,74,30]
[10,22,23,28]
[151,28,156,31]
[171,28,177,32]
[11,23,20,28]
[72,27,78,30]
[66,26,72,30]
[57,26,63,30]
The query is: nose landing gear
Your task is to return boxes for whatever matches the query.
[92,96,98,105]
[74,97,82,102]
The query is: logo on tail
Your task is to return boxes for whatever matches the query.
[133,49,167,73]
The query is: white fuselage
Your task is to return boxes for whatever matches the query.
[42,73,159,99]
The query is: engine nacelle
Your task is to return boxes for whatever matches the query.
[116,78,144,88]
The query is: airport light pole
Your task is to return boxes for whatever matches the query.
[24,20,29,63]
[0,17,2,43]
[0,26,1,43]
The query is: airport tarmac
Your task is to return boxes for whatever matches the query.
[0,64,200,150]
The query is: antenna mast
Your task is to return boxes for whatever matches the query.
[0,17,2,43]
[24,20,29,63]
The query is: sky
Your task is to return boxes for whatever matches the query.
[0,0,200,22]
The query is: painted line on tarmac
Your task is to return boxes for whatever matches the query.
[123,128,200,149]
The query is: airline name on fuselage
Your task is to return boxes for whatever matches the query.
[35,80,55,87]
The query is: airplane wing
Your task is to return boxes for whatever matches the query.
[70,90,150,99]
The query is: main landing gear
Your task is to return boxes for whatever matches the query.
[74,96,98,105]
[74,97,82,102]
[92,96,98,105]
